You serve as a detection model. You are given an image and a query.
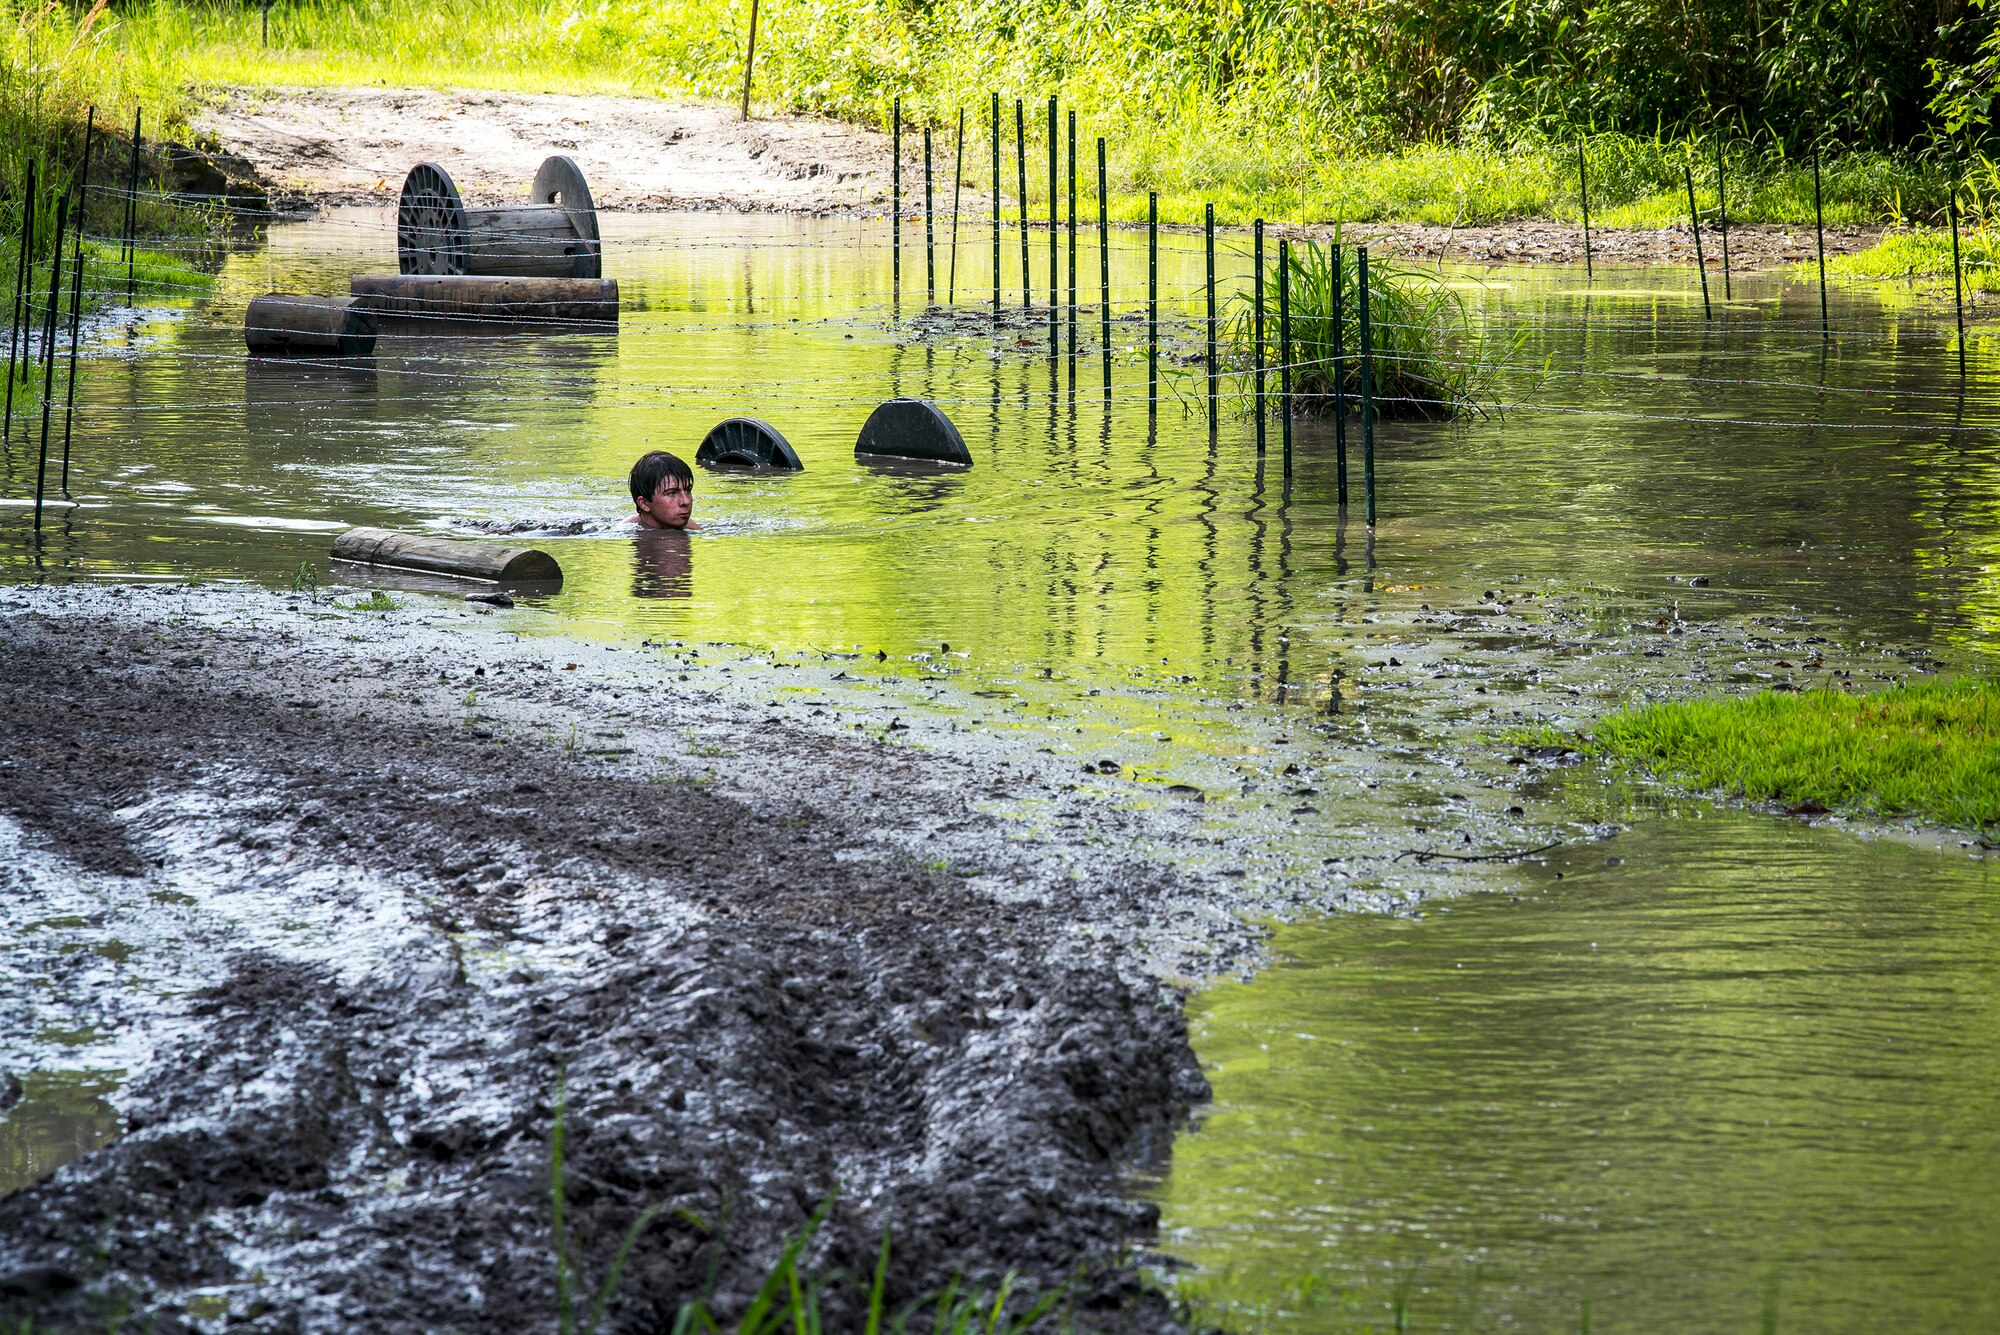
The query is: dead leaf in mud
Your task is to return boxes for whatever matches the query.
[1165,783,1203,799]
[1788,799,1831,816]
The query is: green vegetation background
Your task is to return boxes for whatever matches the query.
[6,0,1998,228]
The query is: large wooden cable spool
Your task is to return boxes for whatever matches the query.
[397,156,602,279]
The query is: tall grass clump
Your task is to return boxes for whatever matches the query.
[1591,678,2000,830]
[1222,232,1525,421]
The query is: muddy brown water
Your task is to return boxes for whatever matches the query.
[4,209,1999,1328]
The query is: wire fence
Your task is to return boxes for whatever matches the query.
[2,166,1989,539]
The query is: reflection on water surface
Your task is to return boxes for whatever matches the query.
[1156,814,2000,1332]
[3,210,1999,1319]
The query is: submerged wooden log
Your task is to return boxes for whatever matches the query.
[330,527,562,585]
[348,274,619,325]
[244,294,377,357]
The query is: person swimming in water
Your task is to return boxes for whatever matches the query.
[623,451,700,531]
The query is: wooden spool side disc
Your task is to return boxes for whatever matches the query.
[531,155,602,278]
[398,162,470,276]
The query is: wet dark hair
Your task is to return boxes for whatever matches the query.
[629,450,693,501]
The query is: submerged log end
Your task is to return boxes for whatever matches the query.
[245,294,377,358]
[330,527,563,586]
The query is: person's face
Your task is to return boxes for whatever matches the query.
[638,475,693,529]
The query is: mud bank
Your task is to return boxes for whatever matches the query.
[0,567,1955,1330]
[195,86,897,214]
[0,583,1216,1332]
[195,85,1875,268]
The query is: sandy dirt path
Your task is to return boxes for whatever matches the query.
[196,85,895,213]
[195,86,1879,269]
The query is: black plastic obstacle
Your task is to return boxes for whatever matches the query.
[697,416,803,470]
[855,398,972,467]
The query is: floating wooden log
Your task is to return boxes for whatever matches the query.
[398,157,601,278]
[244,294,377,357]
[696,417,803,470]
[330,527,562,585]
[348,274,619,325]
[855,398,972,467]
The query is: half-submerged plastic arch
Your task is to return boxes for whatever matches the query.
[854,399,972,467]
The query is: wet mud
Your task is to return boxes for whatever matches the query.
[0,570,1961,1330]
[0,586,1211,1332]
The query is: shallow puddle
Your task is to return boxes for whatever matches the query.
[3,208,1997,1324]
[0,1069,122,1201]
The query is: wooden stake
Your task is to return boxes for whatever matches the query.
[1684,160,1711,318]
[1253,219,1265,453]
[1358,245,1375,527]
[63,108,95,490]
[740,0,760,121]
[35,195,68,531]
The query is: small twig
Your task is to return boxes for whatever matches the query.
[1392,839,1565,865]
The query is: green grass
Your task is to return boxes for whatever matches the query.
[1217,230,1527,420]
[1818,226,2000,311]
[0,0,1949,236]
[1588,678,2000,830]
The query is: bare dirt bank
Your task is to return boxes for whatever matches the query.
[195,86,895,214]
[194,85,1877,268]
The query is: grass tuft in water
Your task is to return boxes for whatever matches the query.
[1591,678,2000,830]
[1222,232,1527,421]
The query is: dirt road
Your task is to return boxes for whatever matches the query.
[194,86,1878,268]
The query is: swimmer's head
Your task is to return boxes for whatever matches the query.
[630,451,694,530]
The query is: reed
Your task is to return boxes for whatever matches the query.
[1222,230,1519,421]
